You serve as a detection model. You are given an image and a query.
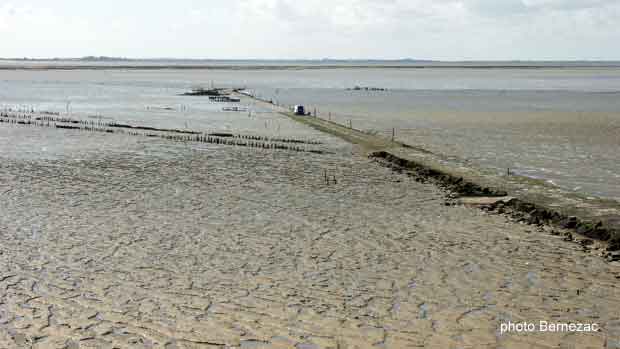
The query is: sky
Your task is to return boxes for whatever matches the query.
[1,0,619,60]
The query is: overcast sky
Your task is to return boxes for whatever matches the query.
[1,0,619,60]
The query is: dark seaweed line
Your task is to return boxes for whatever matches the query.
[29,114,201,135]
[0,116,327,155]
[210,132,322,145]
[107,122,200,135]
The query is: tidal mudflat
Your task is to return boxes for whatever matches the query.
[1,103,619,349]
[3,66,620,201]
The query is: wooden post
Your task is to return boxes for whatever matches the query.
[392,128,395,142]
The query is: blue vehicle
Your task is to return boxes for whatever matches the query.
[294,105,306,115]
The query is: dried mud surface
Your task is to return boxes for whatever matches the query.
[1,125,620,348]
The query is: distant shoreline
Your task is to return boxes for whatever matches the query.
[3,63,620,71]
[1,58,620,70]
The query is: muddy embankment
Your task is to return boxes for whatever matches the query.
[370,150,620,258]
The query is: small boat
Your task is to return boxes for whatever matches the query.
[222,106,248,112]
[209,96,241,103]
[182,88,223,96]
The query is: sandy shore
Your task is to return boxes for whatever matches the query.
[1,108,619,348]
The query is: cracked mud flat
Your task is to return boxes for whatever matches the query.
[1,120,620,348]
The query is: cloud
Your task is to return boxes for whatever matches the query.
[522,0,619,10]
[0,0,619,59]
[463,0,619,16]
[465,0,529,15]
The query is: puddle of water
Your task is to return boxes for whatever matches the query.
[240,340,270,349]
[419,303,430,319]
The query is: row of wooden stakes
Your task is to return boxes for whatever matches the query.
[0,115,327,155]
[1,112,323,146]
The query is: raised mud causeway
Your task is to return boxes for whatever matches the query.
[371,151,509,197]
[0,112,326,154]
[370,150,620,254]
[237,92,620,256]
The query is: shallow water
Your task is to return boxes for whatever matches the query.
[1,67,620,200]
[243,69,620,200]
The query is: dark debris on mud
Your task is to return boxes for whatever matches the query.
[370,150,620,255]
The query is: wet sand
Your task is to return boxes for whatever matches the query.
[1,109,620,348]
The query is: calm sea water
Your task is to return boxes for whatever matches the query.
[1,66,619,200]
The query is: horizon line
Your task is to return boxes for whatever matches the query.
[1,57,620,63]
